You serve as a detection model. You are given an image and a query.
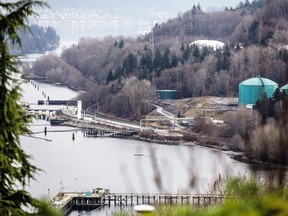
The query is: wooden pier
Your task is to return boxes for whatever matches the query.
[51,189,226,215]
[51,190,105,216]
[103,193,225,206]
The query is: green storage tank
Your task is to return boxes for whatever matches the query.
[280,84,288,93]
[239,77,278,105]
[156,90,180,100]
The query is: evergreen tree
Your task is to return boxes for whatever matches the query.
[113,66,123,79]
[248,20,260,44]
[138,68,149,80]
[106,70,114,84]
[0,1,60,215]
[273,88,282,102]
[182,45,190,62]
[180,43,185,52]
[222,45,231,70]
[215,49,223,72]
[119,39,124,48]
[140,52,153,72]
[163,48,171,69]
[200,46,210,62]
[192,46,200,62]
[170,54,178,68]
[191,4,197,15]
[153,48,162,76]
[123,53,137,75]
[254,92,272,124]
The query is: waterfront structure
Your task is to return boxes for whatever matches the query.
[52,188,225,215]
[238,77,278,106]
[52,188,106,216]
[77,100,82,119]
[156,90,180,100]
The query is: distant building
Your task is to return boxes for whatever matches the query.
[189,40,225,50]
[238,77,278,106]
[156,90,180,100]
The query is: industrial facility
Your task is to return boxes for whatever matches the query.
[238,77,278,106]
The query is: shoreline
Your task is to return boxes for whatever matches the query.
[55,117,258,167]
[64,118,288,170]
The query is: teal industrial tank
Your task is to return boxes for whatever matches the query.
[280,84,288,93]
[156,90,180,99]
[239,77,278,105]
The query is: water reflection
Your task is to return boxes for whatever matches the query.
[22,119,252,199]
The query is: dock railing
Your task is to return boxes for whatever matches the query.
[51,190,226,215]
[104,193,225,206]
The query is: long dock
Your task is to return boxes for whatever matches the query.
[51,189,225,215]
[104,193,225,206]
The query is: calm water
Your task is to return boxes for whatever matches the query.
[20,81,255,215]
[21,80,79,104]
[22,123,251,197]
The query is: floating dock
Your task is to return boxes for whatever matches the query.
[84,129,138,138]
[51,188,106,216]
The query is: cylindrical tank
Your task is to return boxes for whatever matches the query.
[239,77,278,105]
[156,90,180,100]
[280,84,288,93]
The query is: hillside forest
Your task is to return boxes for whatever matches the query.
[29,0,288,119]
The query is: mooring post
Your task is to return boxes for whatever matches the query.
[107,195,111,206]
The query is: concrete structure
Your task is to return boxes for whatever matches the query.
[238,77,278,105]
[77,100,82,119]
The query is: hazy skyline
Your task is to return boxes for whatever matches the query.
[34,0,243,42]
[45,0,242,13]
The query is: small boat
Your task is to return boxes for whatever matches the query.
[134,153,144,156]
